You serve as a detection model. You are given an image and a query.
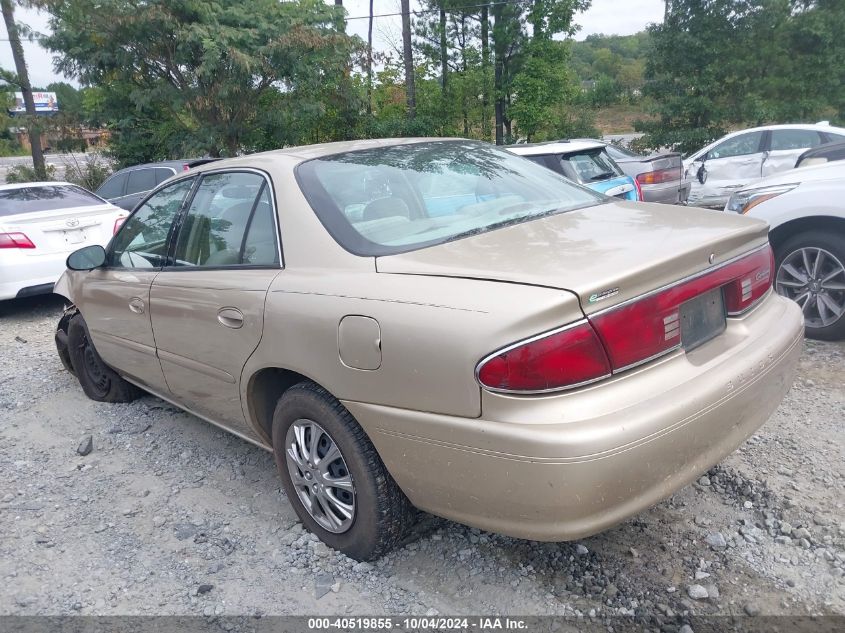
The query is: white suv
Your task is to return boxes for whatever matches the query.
[725,160,845,340]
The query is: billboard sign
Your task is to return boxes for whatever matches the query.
[10,91,59,114]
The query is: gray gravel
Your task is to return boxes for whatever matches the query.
[1,294,843,621]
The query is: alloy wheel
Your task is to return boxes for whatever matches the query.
[284,419,356,533]
[776,246,845,328]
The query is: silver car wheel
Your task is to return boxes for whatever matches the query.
[285,418,356,534]
[776,246,845,328]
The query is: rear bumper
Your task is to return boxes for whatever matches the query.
[345,294,804,541]
[641,181,691,204]
[0,251,68,301]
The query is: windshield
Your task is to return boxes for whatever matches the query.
[0,185,105,217]
[296,140,605,256]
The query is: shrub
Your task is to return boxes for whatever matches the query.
[63,154,113,191]
[5,163,57,183]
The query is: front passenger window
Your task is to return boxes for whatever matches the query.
[708,132,764,160]
[109,178,195,268]
[172,171,278,268]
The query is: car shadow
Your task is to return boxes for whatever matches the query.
[0,293,67,320]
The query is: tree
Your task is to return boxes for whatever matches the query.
[44,0,356,157]
[1,0,46,178]
[366,0,374,114]
[638,0,845,153]
[400,0,416,118]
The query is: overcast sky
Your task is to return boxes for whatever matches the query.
[0,0,665,89]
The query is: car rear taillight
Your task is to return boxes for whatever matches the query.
[113,217,127,235]
[476,245,775,394]
[633,177,643,201]
[476,321,611,393]
[0,232,35,249]
[636,168,678,186]
[589,244,774,371]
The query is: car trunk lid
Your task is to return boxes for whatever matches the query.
[0,204,122,255]
[376,200,769,315]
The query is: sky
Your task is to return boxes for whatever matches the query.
[0,0,666,89]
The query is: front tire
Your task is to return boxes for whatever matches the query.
[67,314,141,402]
[775,231,845,341]
[271,382,413,561]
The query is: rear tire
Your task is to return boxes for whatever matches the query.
[774,231,845,341]
[67,314,141,402]
[271,382,413,561]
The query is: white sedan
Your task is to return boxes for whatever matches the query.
[0,182,126,300]
[685,122,845,208]
[725,160,845,340]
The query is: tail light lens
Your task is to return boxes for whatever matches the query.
[0,232,36,249]
[590,244,774,371]
[477,244,774,393]
[113,216,127,234]
[476,321,611,393]
[633,177,643,201]
[636,168,678,185]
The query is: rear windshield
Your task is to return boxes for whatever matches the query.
[563,149,624,183]
[295,140,604,256]
[0,185,104,217]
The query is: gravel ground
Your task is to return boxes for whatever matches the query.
[1,294,843,626]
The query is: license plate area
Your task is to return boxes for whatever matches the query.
[680,288,726,351]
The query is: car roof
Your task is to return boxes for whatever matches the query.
[506,140,605,156]
[112,159,213,174]
[0,181,77,191]
[184,137,469,174]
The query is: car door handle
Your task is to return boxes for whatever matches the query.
[217,307,244,329]
[128,297,145,314]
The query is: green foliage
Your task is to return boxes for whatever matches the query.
[62,154,113,191]
[45,0,355,159]
[47,81,82,117]
[637,0,845,153]
[510,40,579,142]
[5,163,57,183]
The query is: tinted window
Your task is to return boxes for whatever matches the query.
[154,168,175,184]
[241,187,280,266]
[0,185,104,217]
[563,149,623,183]
[126,169,157,194]
[172,171,272,267]
[296,141,603,257]
[770,129,823,151]
[96,173,127,199]
[709,132,764,159]
[109,178,195,268]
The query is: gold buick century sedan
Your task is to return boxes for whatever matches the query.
[54,139,804,560]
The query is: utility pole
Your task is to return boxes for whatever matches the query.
[1,0,46,179]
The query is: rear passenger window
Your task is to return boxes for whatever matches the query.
[126,169,157,194]
[770,129,823,151]
[241,187,280,265]
[172,171,278,268]
[154,168,175,184]
[96,173,127,199]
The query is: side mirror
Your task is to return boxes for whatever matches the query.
[696,164,708,185]
[67,245,106,271]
